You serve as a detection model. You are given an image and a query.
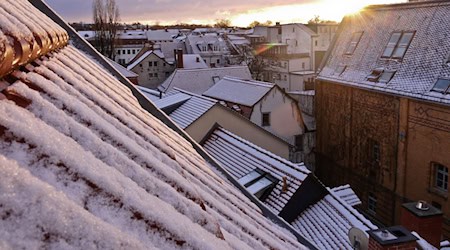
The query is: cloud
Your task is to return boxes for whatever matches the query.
[45,0,315,25]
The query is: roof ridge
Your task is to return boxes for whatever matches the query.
[173,87,218,103]
[222,76,274,88]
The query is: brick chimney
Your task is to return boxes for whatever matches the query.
[401,201,443,248]
[367,226,417,250]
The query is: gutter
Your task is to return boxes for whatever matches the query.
[29,0,319,248]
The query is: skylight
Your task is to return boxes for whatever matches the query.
[238,168,278,201]
[431,78,450,94]
[382,31,415,59]
[345,31,363,55]
[366,68,396,83]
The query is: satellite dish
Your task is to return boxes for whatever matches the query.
[348,227,369,250]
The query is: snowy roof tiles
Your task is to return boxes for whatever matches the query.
[318,1,450,105]
[202,127,377,250]
[158,66,252,94]
[160,90,218,129]
[203,77,274,107]
[0,1,310,248]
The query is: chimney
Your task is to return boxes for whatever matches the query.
[176,49,183,68]
[367,226,418,250]
[401,201,443,248]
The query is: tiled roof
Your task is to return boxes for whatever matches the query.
[0,1,309,248]
[291,193,376,250]
[203,77,274,107]
[106,58,138,78]
[202,127,310,214]
[330,184,362,207]
[158,66,252,94]
[163,90,217,129]
[318,1,450,105]
[202,127,377,250]
[182,54,209,69]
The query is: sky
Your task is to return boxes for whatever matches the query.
[45,0,407,27]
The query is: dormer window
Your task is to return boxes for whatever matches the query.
[345,31,363,55]
[238,169,278,201]
[431,78,450,94]
[382,31,415,59]
[378,70,396,83]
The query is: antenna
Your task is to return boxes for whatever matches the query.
[348,227,369,250]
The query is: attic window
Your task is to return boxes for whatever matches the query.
[334,65,347,76]
[378,70,396,83]
[345,31,363,55]
[382,31,415,59]
[238,169,278,201]
[262,113,270,126]
[431,78,450,94]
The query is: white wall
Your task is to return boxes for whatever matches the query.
[282,24,313,55]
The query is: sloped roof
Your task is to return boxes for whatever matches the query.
[202,128,310,214]
[0,1,309,248]
[202,127,377,249]
[203,77,274,107]
[136,85,163,101]
[127,49,165,71]
[330,184,362,207]
[153,91,191,110]
[106,58,138,78]
[146,29,178,41]
[157,89,217,129]
[291,192,376,249]
[158,66,252,94]
[183,54,209,69]
[318,0,450,105]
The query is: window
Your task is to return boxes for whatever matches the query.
[334,65,347,76]
[148,61,153,67]
[132,49,136,54]
[368,193,377,214]
[117,50,121,55]
[295,135,303,151]
[165,72,170,77]
[378,70,396,83]
[238,169,278,201]
[154,73,158,78]
[122,49,126,54]
[382,31,414,59]
[163,63,166,67]
[127,49,130,54]
[434,163,448,192]
[262,113,270,126]
[431,78,450,94]
[315,40,318,47]
[345,31,363,55]
[368,139,380,165]
[216,59,220,64]
[366,68,384,82]
[154,61,158,67]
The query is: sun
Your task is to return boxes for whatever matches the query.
[230,0,406,27]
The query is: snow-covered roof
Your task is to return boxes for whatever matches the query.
[159,89,217,129]
[318,1,450,105]
[0,1,309,248]
[159,41,186,62]
[187,34,229,54]
[159,66,252,94]
[153,91,191,110]
[117,29,147,40]
[330,184,362,207]
[182,54,209,69]
[78,30,95,40]
[203,77,274,107]
[202,128,310,214]
[146,29,178,41]
[127,50,165,71]
[202,127,377,250]
[106,58,138,78]
[291,193,376,249]
[136,85,163,101]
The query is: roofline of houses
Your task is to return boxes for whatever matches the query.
[364,0,450,10]
[29,0,318,248]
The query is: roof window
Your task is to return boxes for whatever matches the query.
[345,32,363,55]
[382,31,414,59]
[366,68,396,83]
[238,169,278,201]
[431,78,450,94]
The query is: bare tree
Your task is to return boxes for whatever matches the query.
[93,0,120,59]
[214,19,231,28]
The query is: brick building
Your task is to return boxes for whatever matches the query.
[316,0,450,240]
